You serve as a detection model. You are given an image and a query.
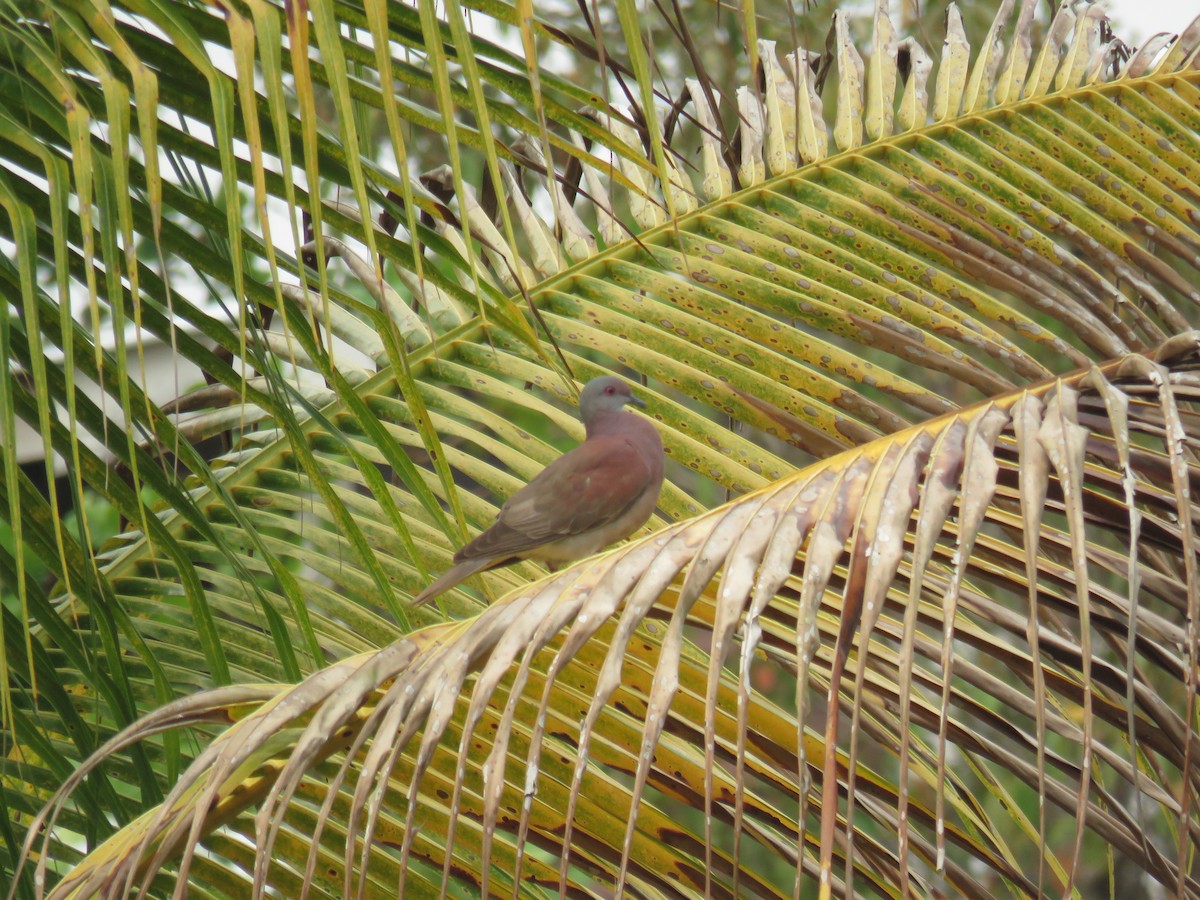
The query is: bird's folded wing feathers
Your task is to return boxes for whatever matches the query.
[455,435,654,562]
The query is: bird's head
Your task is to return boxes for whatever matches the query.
[578,376,645,424]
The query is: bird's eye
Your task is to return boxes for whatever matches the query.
[605,386,615,394]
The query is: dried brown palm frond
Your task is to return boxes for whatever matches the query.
[20,333,1200,898]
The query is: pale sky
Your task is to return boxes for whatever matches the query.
[1105,0,1197,44]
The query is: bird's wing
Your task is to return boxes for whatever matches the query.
[455,434,656,563]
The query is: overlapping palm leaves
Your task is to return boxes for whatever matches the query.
[2,0,1200,896]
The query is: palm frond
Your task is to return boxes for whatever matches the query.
[22,335,1200,896]
[3,0,1200,895]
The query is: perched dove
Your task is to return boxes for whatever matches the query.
[412,376,664,606]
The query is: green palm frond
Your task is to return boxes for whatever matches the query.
[2,0,1200,895]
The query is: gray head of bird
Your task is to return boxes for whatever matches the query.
[578,376,646,426]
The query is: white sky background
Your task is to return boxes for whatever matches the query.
[1106,0,1198,43]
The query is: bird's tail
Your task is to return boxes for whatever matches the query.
[410,556,494,607]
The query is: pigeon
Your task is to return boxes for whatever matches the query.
[412,376,664,606]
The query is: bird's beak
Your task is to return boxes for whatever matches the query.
[630,395,646,409]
